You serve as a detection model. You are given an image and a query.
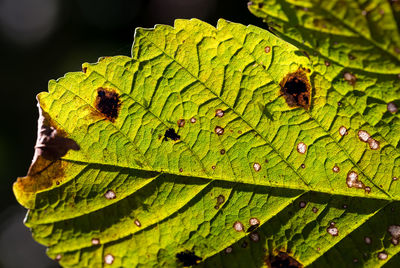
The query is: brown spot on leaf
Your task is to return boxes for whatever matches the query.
[94,88,121,122]
[346,171,366,190]
[265,252,302,268]
[233,221,244,232]
[348,54,356,60]
[247,217,260,232]
[176,251,202,266]
[215,126,224,135]
[163,128,180,141]
[280,69,311,110]
[104,190,116,200]
[177,119,185,127]
[249,232,260,242]
[367,138,380,150]
[265,46,271,53]
[387,102,398,113]
[332,165,340,173]
[344,72,357,85]
[216,194,225,208]
[134,219,141,227]
[215,109,225,117]
[378,252,388,260]
[327,222,339,236]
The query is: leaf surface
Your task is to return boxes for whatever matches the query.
[14,17,400,267]
[247,0,400,266]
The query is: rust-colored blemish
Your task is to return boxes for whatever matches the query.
[94,88,121,122]
[280,68,311,110]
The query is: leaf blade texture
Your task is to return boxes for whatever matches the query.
[14,17,400,267]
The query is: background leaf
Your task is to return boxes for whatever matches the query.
[14,16,400,267]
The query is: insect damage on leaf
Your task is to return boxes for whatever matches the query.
[176,250,202,266]
[13,103,80,208]
[95,88,121,122]
[280,68,311,110]
[34,108,80,161]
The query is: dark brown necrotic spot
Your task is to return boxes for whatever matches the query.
[163,128,180,141]
[95,88,121,122]
[266,252,302,268]
[176,251,202,266]
[280,69,311,110]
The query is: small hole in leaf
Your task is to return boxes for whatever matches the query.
[339,126,348,136]
[215,109,225,117]
[215,126,224,135]
[327,224,339,236]
[332,165,340,173]
[134,219,141,227]
[387,102,398,113]
[233,221,244,232]
[367,138,380,150]
[378,252,388,260]
[297,142,307,154]
[253,162,261,172]
[104,254,114,265]
[104,190,116,200]
[358,130,370,142]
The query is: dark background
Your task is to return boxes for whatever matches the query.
[0,0,263,267]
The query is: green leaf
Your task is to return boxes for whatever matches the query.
[14,17,400,267]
